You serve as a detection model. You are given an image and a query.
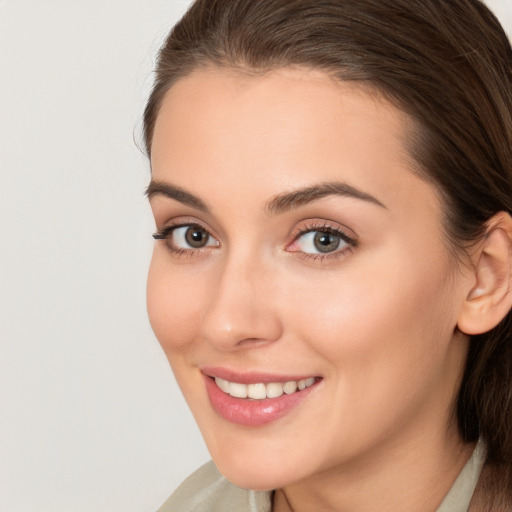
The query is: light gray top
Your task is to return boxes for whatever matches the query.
[158,441,486,512]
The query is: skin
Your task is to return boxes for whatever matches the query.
[147,67,477,511]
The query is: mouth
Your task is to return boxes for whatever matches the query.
[202,369,322,427]
[213,376,317,399]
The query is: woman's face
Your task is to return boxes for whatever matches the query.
[147,67,470,490]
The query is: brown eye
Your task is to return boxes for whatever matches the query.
[313,232,341,253]
[293,230,345,254]
[184,226,210,248]
[164,224,218,250]
[153,224,219,251]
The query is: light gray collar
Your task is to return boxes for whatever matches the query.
[436,440,486,512]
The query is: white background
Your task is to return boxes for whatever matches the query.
[0,1,511,511]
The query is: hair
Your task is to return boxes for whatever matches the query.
[143,0,512,504]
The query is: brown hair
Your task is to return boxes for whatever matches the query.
[143,0,512,503]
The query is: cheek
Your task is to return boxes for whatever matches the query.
[283,244,458,377]
[276,249,461,452]
[146,252,205,355]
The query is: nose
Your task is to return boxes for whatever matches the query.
[199,251,283,351]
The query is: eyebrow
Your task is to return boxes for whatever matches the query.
[145,181,210,212]
[266,181,386,214]
[145,179,386,214]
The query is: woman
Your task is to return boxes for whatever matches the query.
[143,0,512,510]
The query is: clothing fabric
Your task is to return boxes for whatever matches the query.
[158,441,486,512]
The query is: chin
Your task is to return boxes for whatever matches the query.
[208,442,310,491]
[217,463,293,492]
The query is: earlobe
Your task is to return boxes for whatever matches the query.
[457,212,512,336]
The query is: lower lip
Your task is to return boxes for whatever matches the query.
[204,375,320,427]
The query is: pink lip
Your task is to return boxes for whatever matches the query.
[202,369,321,427]
[202,367,316,384]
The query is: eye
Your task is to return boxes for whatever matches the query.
[153,224,219,251]
[287,224,357,258]
[172,225,217,249]
[295,230,347,254]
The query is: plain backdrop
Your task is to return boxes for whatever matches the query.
[0,1,511,511]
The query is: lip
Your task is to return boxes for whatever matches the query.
[202,367,317,384]
[202,368,321,427]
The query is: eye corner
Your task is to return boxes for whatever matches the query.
[152,221,220,256]
[152,230,168,240]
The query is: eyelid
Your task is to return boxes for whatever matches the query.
[152,217,220,254]
[289,219,357,244]
[152,217,357,260]
[286,219,358,259]
[153,216,216,237]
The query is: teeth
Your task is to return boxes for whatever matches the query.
[247,383,266,400]
[266,382,284,398]
[215,377,230,393]
[214,377,317,400]
[228,382,247,398]
[283,381,298,394]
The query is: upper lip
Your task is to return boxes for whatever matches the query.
[201,366,320,384]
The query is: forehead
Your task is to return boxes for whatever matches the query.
[150,66,440,224]
[152,66,410,152]
[152,67,412,166]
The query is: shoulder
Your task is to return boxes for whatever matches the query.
[157,461,272,512]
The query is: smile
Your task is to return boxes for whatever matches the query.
[214,376,316,399]
[203,371,321,427]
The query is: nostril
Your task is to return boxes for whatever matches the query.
[236,337,273,348]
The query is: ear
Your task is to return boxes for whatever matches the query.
[457,212,512,335]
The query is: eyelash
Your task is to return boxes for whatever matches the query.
[287,222,357,262]
[152,222,216,257]
[152,221,358,261]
